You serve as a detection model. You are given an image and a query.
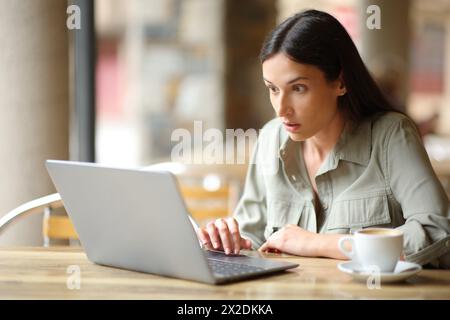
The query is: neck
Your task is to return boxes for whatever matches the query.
[304,112,346,160]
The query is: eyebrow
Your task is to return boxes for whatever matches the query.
[263,76,309,85]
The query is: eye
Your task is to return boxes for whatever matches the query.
[293,84,307,93]
[267,85,279,94]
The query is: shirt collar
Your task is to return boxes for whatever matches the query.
[278,118,372,166]
[334,119,372,166]
[278,122,292,159]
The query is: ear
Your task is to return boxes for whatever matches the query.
[337,73,346,96]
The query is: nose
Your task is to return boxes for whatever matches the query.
[275,93,292,117]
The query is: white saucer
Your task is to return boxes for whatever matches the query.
[337,261,422,283]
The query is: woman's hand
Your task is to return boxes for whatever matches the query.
[259,224,319,256]
[260,225,351,259]
[196,217,252,255]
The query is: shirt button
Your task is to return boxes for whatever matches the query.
[322,203,328,210]
[291,175,297,181]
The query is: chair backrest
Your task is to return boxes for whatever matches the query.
[0,193,78,246]
[1,162,247,245]
[42,209,78,245]
[179,183,233,224]
[144,162,246,226]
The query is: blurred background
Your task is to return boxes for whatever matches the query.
[1,0,450,246]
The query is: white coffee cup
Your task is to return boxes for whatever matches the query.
[338,228,404,273]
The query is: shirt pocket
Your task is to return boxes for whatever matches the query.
[327,193,391,233]
[264,197,305,241]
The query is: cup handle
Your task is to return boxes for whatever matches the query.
[338,236,355,259]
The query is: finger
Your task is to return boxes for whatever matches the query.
[259,241,269,252]
[240,238,252,250]
[259,243,280,254]
[215,218,233,254]
[197,228,213,250]
[226,217,241,254]
[206,221,222,250]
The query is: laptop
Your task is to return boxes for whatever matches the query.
[45,160,298,284]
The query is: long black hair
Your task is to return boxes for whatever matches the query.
[260,9,398,125]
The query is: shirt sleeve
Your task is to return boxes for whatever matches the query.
[233,138,268,249]
[386,116,450,268]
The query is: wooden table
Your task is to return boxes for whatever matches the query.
[1,247,449,299]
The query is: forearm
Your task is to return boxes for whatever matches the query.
[261,225,352,259]
[315,233,349,260]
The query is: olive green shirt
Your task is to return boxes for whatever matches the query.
[234,112,450,268]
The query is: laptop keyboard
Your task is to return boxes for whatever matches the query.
[208,259,265,277]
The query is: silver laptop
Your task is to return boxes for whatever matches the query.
[46,160,298,284]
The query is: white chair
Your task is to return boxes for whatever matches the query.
[0,193,78,246]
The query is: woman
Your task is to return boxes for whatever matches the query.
[197,10,450,267]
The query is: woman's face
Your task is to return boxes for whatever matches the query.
[262,53,345,141]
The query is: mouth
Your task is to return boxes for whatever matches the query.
[283,122,301,132]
